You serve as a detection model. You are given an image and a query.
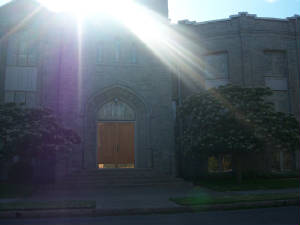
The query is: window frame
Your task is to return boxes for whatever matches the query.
[7,35,38,67]
[96,41,104,64]
[114,39,121,63]
[203,51,229,80]
[130,43,138,64]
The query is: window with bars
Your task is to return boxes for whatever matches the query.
[6,35,37,67]
[114,39,121,63]
[96,43,103,64]
[5,33,38,106]
[264,50,287,77]
[5,91,36,106]
[130,43,137,64]
[264,50,289,113]
[204,52,229,80]
[96,40,138,65]
[4,67,37,106]
[203,52,229,89]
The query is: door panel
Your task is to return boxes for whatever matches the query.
[117,123,135,164]
[98,123,116,164]
[98,122,135,166]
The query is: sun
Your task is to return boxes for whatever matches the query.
[38,0,170,70]
[38,0,164,41]
[37,0,206,102]
[38,0,136,17]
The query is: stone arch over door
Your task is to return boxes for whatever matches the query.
[98,100,136,121]
[84,86,150,169]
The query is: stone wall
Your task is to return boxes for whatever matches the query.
[0,1,299,179]
[51,17,175,176]
[175,12,300,119]
[174,13,300,174]
[0,1,176,179]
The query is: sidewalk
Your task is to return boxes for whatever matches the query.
[31,185,204,209]
[0,185,299,219]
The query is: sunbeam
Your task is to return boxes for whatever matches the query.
[0,6,42,42]
[37,0,209,90]
[38,0,244,118]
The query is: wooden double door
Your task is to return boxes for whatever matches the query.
[97,122,135,167]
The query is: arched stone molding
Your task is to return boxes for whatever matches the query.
[83,85,151,169]
[98,100,136,121]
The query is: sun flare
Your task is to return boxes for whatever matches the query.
[38,0,180,78]
[39,0,165,42]
[39,0,136,17]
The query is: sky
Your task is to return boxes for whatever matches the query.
[168,0,300,23]
[0,0,299,23]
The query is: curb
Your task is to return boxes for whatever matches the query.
[189,199,299,212]
[0,199,298,219]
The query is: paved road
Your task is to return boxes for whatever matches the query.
[0,207,299,225]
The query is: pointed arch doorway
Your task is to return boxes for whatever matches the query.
[97,99,136,169]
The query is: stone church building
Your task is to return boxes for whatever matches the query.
[0,0,299,180]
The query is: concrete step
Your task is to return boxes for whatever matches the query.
[62,175,181,180]
[64,173,168,179]
[43,180,188,190]
[73,169,159,176]
[65,173,160,178]
[75,169,155,174]
[77,168,153,172]
[60,178,183,185]
[59,179,183,186]
[44,169,190,190]
[64,169,168,179]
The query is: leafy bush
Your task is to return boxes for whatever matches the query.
[0,103,81,161]
[0,104,81,184]
[177,85,299,182]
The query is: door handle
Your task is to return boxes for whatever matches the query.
[116,144,119,152]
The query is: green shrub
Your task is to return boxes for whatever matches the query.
[177,85,300,183]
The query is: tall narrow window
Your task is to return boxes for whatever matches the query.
[7,35,37,66]
[264,50,289,113]
[264,50,287,77]
[130,43,137,64]
[4,67,37,106]
[204,52,229,80]
[27,44,37,66]
[114,39,121,62]
[96,43,103,64]
[5,33,38,107]
[204,52,229,89]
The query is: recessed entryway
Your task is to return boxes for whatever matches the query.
[97,122,135,168]
[85,89,150,170]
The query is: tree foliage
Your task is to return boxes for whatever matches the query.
[0,103,81,161]
[177,85,299,158]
